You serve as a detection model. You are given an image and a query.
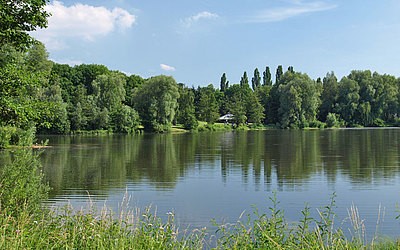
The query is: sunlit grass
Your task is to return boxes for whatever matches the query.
[1,149,400,249]
[1,191,400,249]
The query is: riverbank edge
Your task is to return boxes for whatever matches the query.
[2,192,400,249]
[2,147,400,249]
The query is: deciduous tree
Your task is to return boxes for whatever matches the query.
[134,75,180,132]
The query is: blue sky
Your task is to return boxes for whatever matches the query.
[32,0,400,87]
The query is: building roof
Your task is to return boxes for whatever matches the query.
[219,114,234,120]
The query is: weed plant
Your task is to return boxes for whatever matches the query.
[1,149,400,249]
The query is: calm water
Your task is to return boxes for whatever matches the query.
[39,129,400,238]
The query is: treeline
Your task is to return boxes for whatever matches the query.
[1,41,400,135]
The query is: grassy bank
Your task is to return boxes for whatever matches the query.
[1,193,400,249]
[1,149,400,249]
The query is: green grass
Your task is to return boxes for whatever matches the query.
[2,148,400,249]
[1,191,400,249]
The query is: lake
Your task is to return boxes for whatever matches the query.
[39,129,400,239]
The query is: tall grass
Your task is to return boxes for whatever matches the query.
[1,149,400,249]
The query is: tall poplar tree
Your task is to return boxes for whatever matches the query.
[276,65,283,85]
[252,68,261,91]
[263,66,272,86]
[220,73,229,92]
[240,71,249,88]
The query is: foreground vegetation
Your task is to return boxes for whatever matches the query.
[1,148,399,249]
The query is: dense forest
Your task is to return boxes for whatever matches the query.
[1,0,400,139]
[2,40,400,136]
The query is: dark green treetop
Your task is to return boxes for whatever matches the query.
[252,68,261,91]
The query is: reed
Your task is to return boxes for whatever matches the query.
[1,192,400,249]
[1,150,400,249]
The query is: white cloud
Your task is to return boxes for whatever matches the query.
[50,58,83,66]
[32,1,136,49]
[182,11,219,28]
[247,1,336,23]
[160,64,176,71]
[121,71,133,76]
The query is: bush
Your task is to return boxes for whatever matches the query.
[10,126,36,146]
[309,120,326,129]
[110,105,140,133]
[0,149,50,217]
[372,118,386,127]
[182,113,198,130]
[0,126,16,148]
[326,113,345,128]
[235,125,248,131]
[0,126,36,148]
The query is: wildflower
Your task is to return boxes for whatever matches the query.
[166,212,174,216]
[16,230,20,233]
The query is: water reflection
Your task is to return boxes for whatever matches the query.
[2,129,400,237]
[37,129,400,198]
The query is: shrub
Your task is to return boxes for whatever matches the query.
[326,113,345,128]
[0,149,50,217]
[10,126,36,146]
[0,126,16,148]
[309,120,326,129]
[372,118,386,127]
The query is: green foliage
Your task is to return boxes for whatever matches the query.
[0,177,399,249]
[264,86,280,125]
[240,71,249,88]
[10,125,36,146]
[213,191,364,249]
[252,68,261,91]
[319,72,338,121]
[0,42,56,130]
[177,87,198,130]
[225,83,264,126]
[73,64,110,95]
[0,43,24,66]
[0,149,49,217]
[69,102,85,131]
[134,75,180,132]
[325,113,344,128]
[278,72,319,128]
[263,66,272,86]
[220,73,229,92]
[125,74,144,106]
[275,65,283,85]
[197,123,231,132]
[0,62,54,128]
[246,91,265,124]
[197,84,220,124]
[0,125,36,148]
[256,85,271,124]
[335,77,360,125]
[94,72,126,110]
[372,118,386,127]
[110,105,140,133]
[309,120,326,128]
[24,41,53,74]
[0,202,207,249]
[226,85,247,125]
[37,81,70,134]
[0,126,16,148]
[0,0,50,50]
